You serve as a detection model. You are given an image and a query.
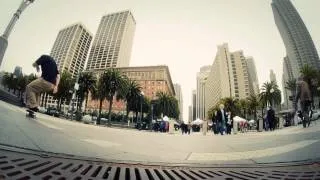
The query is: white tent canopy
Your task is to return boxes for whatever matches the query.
[233,116,247,122]
[192,118,204,125]
[248,119,255,124]
[163,116,169,122]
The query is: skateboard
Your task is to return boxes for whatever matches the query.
[26,109,36,119]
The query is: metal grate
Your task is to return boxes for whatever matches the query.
[0,150,319,180]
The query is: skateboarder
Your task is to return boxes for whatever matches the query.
[26,55,60,112]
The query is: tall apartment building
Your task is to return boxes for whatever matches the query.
[173,83,183,121]
[196,66,211,120]
[246,57,260,95]
[270,69,277,84]
[86,10,136,70]
[282,56,294,109]
[205,43,255,118]
[272,0,320,79]
[86,66,175,113]
[192,90,196,121]
[42,23,93,107]
[13,66,22,77]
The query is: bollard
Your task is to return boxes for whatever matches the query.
[259,119,263,132]
[233,121,238,134]
[169,120,174,134]
[202,121,207,136]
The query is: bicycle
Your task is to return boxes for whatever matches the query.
[297,107,312,128]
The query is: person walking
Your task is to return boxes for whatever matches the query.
[267,106,276,131]
[295,76,312,128]
[216,104,227,135]
[26,55,60,112]
[226,111,232,135]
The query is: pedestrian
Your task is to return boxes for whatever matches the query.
[295,75,312,128]
[26,55,60,112]
[226,111,232,135]
[215,104,227,135]
[267,106,276,131]
[181,122,185,134]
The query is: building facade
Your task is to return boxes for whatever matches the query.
[13,66,22,77]
[85,66,175,113]
[86,10,136,70]
[272,0,320,79]
[173,83,183,121]
[43,23,93,107]
[205,43,255,118]
[196,66,211,120]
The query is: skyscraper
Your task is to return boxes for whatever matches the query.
[196,66,211,120]
[270,69,277,85]
[51,23,93,78]
[246,57,260,95]
[86,10,136,70]
[192,90,196,121]
[272,0,320,79]
[205,43,254,118]
[43,23,92,107]
[13,66,22,77]
[174,83,183,121]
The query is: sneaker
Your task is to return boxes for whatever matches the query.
[29,107,39,112]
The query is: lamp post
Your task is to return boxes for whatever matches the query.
[139,91,144,128]
[0,0,35,68]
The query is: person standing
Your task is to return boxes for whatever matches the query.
[267,106,276,131]
[26,55,60,112]
[215,104,227,135]
[226,111,232,134]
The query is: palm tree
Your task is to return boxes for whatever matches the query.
[91,73,107,125]
[300,64,317,105]
[259,81,281,116]
[247,94,259,120]
[103,68,127,126]
[239,99,248,118]
[285,79,296,108]
[156,91,171,117]
[77,72,96,112]
[53,71,75,111]
[155,91,180,119]
[117,79,141,121]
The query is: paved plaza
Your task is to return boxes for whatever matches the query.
[0,100,319,165]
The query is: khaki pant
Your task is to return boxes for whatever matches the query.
[26,78,54,108]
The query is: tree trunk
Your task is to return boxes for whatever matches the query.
[84,93,89,113]
[97,98,103,125]
[135,111,139,123]
[126,102,129,121]
[108,98,113,126]
[44,93,48,108]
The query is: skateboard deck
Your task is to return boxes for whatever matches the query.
[26,109,36,119]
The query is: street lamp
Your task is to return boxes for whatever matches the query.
[0,0,35,68]
[139,91,144,125]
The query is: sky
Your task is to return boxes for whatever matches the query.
[0,0,319,121]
